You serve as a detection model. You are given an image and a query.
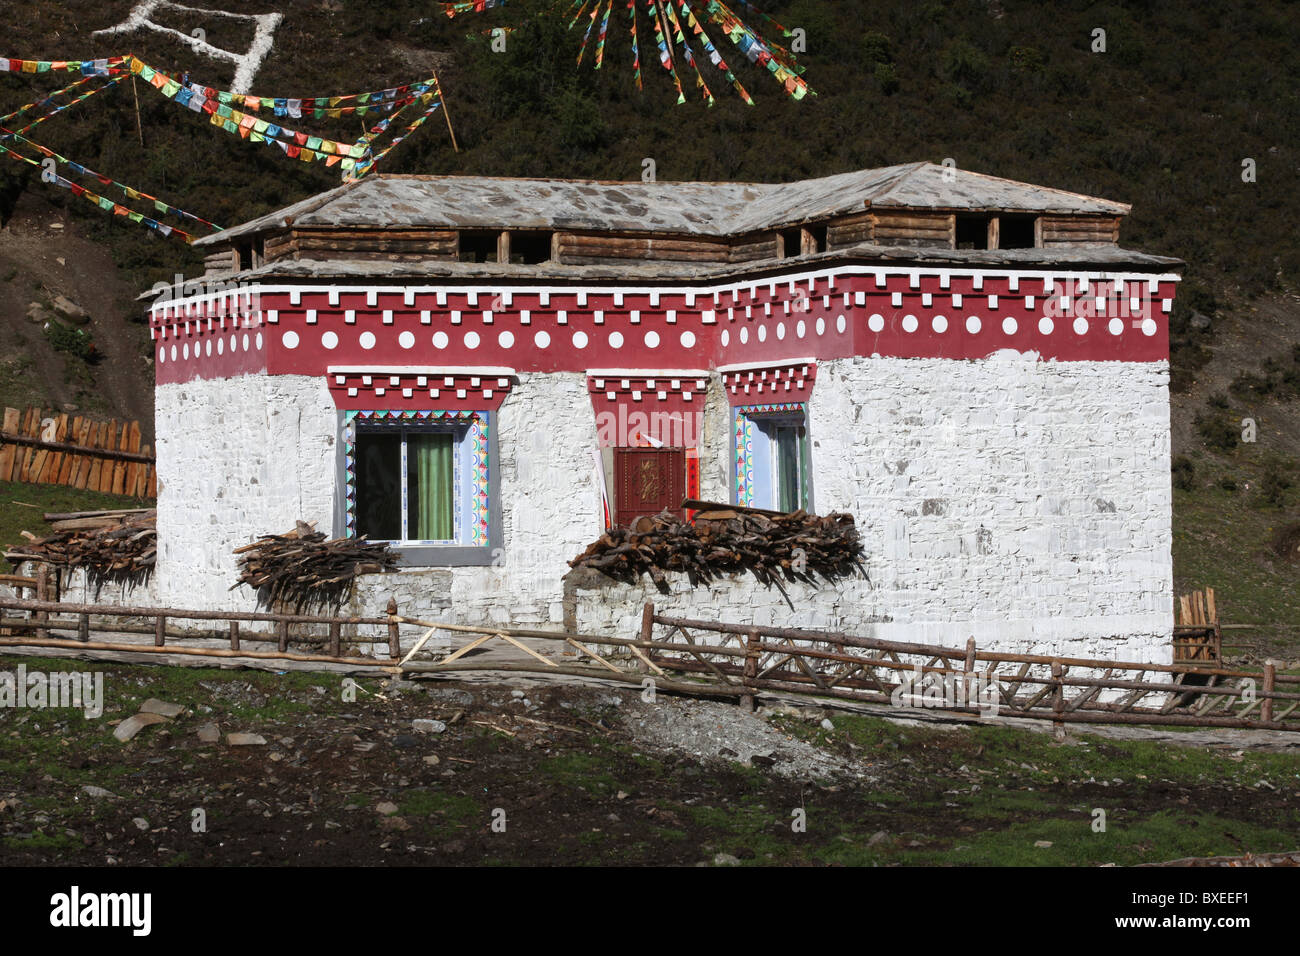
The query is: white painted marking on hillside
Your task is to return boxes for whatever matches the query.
[93,1,282,93]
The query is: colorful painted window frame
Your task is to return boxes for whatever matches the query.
[343,409,491,548]
[734,403,810,511]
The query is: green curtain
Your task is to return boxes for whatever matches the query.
[409,433,454,541]
[776,425,803,512]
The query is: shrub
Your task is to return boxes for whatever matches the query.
[1008,46,1044,74]
[1258,462,1294,508]
[1195,412,1239,452]
[45,322,95,361]
[1269,521,1300,561]
[862,31,894,64]
[1171,455,1195,491]
[1230,372,1274,399]
[874,63,901,95]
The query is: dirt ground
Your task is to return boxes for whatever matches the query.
[1,655,1297,867]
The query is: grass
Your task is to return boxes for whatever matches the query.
[1172,481,1300,658]
[0,479,151,572]
[397,788,481,827]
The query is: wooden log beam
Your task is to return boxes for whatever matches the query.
[0,432,156,466]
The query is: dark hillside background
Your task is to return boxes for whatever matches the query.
[2,0,1299,646]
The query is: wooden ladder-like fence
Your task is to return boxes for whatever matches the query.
[0,407,155,498]
[0,595,1295,733]
[1174,587,1221,664]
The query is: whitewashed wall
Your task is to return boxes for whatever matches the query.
[154,374,337,611]
[155,355,1173,663]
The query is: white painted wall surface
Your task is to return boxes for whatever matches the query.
[156,355,1172,663]
[155,374,336,612]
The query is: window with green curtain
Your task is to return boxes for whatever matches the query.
[775,424,805,512]
[408,431,455,541]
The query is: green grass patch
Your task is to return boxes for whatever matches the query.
[537,751,621,794]
[398,788,480,828]
[1,480,151,572]
[1173,483,1300,657]
[891,810,1300,867]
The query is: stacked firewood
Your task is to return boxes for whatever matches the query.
[3,510,157,595]
[232,521,397,613]
[568,503,866,605]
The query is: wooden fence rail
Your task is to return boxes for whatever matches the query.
[0,406,155,497]
[1,593,1297,733]
[640,606,1300,732]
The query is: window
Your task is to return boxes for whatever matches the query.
[779,225,827,258]
[342,410,495,561]
[999,214,1037,249]
[734,405,810,512]
[955,214,990,250]
[771,422,807,513]
[806,224,828,254]
[236,239,263,271]
[780,227,802,258]
[509,231,553,264]
[458,231,500,263]
[354,430,455,543]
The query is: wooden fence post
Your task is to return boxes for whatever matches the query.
[639,602,655,673]
[34,563,49,641]
[329,621,341,658]
[964,636,976,705]
[229,620,240,652]
[387,598,401,660]
[1262,661,1276,724]
[154,614,166,647]
[77,613,89,643]
[277,619,289,653]
[741,628,760,712]
[1051,660,1065,739]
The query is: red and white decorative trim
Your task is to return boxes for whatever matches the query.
[585,369,710,449]
[326,366,516,411]
[148,264,1180,386]
[717,359,817,405]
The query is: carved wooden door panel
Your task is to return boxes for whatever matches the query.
[613,447,685,527]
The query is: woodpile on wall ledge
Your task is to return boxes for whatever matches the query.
[232,522,398,613]
[3,509,157,596]
[568,502,867,606]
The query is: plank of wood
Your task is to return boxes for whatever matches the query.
[0,408,18,480]
[124,422,142,496]
[55,416,79,486]
[86,456,103,493]
[72,420,92,489]
[25,448,48,485]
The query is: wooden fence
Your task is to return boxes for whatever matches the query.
[1,594,1296,733]
[633,606,1299,732]
[1174,587,1221,663]
[0,407,155,498]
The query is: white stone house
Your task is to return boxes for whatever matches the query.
[146,162,1181,661]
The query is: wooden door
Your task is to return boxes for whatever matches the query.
[613,447,685,527]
